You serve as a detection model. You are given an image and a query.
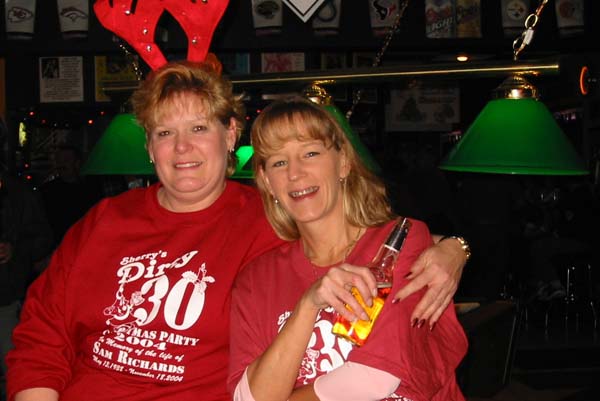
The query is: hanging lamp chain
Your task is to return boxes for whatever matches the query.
[512,0,548,61]
[346,0,409,120]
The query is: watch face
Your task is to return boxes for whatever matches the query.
[506,0,528,20]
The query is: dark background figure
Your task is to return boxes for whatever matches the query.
[381,142,459,236]
[523,176,599,301]
[451,173,523,301]
[39,145,104,248]
[0,166,54,399]
[398,144,460,234]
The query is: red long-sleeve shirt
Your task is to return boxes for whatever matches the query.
[7,181,281,401]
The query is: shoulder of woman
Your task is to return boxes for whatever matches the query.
[78,187,146,225]
[406,218,430,237]
[374,218,430,241]
[227,180,260,198]
[237,241,296,281]
[226,180,265,212]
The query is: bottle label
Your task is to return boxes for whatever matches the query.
[331,287,387,347]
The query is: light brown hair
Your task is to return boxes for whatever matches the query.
[130,61,245,176]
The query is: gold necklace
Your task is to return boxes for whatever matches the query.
[343,227,363,262]
[306,227,363,269]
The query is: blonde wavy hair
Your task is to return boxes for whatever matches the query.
[130,60,245,176]
[252,97,394,240]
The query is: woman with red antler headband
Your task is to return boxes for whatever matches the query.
[6,59,467,401]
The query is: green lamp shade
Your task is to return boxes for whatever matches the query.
[81,113,155,175]
[439,98,588,175]
[231,145,255,179]
[323,105,381,175]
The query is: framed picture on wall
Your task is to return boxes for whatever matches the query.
[218,53,250,76]
[39,56,84,103]
[321,52,347,70]
[352,52,376,68]
[94,54,140,102]
[261,52,305,73]
[384,84,460,132]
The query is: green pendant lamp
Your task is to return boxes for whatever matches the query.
[81,113,155,175]
[304,83,382,175]
[439,75,588,175]
[231,145,255,179]
[440,0,587,176]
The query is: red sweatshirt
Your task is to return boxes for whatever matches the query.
[7,181,281,401]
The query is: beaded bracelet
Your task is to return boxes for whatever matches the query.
[440,235,471,261]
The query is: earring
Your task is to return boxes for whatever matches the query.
[273,197,279,204]
[228,148,234,154]
[339,177,345,183]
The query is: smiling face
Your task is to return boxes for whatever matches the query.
[146,94,237,212]
[260,138,349,229]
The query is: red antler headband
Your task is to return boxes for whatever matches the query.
[94,0,229,71]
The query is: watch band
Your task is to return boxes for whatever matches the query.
[441,235,471,261]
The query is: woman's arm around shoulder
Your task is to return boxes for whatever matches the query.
[394,230,470,328]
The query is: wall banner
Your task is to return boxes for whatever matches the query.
[369,0,400,36]
[456,0,481,38]
[57,0,89,39]
[555,0,584,37]
[425,0,455,38]
[283,0,326,22]
[500,0,529,38]
[5,0,36,39]
[312,0,341,35]
[252,0,283,34]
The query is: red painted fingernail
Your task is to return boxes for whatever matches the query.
[429,322,436,332]
[392,298,399,304]
[417,319,425,328]
[411,318,418,328]
[403,272,412,279]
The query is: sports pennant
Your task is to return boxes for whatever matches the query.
[5,0,36,39]
[57,0,89,39]
[555,0,584,37]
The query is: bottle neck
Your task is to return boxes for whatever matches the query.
[369,218,411,284]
